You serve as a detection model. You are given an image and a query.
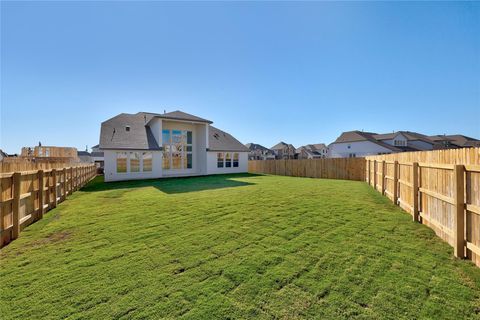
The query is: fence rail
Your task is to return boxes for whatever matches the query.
[0,159,87,173]
[248,158,366,181]
[365,147,480,267]
[0,164,97,248]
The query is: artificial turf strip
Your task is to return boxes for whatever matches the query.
[1,174,479,319]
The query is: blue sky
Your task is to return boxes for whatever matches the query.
[1,1,479,154]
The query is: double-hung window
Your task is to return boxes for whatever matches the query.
[116,152,128,173]
[130,152,140,172]
[225,153,232,167]
[217,153,224,168]
[233,153,239,167]
[142,152,152,172]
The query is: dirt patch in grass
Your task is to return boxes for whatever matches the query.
[31,231,72,246]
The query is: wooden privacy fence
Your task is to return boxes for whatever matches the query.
[0,159,85,173]
[365,147,480,267]
[0,164,97,248]
[248,158,366,181]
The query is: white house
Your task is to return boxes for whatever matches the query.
[296,144,328,159]
[99,111,249,182]
[328,130,437,158]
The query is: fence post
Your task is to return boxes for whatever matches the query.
[52,169,58,207]
[12,172,21,240]
[76,167,79,190]
[38,170,44,220]
[373,160,377,190]
[412,162,419,222]
[69,167,73,194]
[367,160,371,185]
[454,164,465,258]
[393,161,398,205]
[381,161,386,195]
[62,168,67,200]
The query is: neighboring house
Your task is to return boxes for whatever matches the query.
[329,131,402,158]
[296,144,329,159]
[271,142,296,159]
[245,143,275,160]
[90,144,105,168]
[372,131,436,152]
[429,135,480,149]
[327,130,475,158]
[99,110,249,182]
[77,151,93,163]
[0,149,8,161]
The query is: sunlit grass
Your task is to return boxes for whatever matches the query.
[1,174,479,319]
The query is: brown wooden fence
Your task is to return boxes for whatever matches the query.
[0,164,97,248]
[248,158,366,181]
[0,158,86,173]
[365,148,480,267]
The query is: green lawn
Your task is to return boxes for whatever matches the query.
[1,174,480,319]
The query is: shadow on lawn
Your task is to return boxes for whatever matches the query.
[82,173,261,194]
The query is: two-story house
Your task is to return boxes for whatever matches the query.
[270,142,296,159]
[296,144,328,159]
[245,143,275,160]
[99,111,248,182]
[328,130,438,158]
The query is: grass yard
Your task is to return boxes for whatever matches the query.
[1,174,480,319]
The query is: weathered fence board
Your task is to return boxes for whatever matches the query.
[0,164,96,248]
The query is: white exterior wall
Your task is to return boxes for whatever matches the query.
[103,149,163,182]
[206,152,248,174]
[103,119,246,181]
[329,141,393,158]
[196,124,208,175]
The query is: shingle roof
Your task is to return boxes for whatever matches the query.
[374,131,435,145]
[77,151,91,156]
[332,131,402,152]
[297,143,328,154]
[91,151,104,157]
[99,113,161,150]
[209,126,249,152]
[145,110,213,124]
[100,112,247,152]
[429,135,480,147]
[245,143,271,152]
[271,142,295,150]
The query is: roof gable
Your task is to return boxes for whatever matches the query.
[100,113,161,150]
[209,126,249,152]
[145,110,212,124]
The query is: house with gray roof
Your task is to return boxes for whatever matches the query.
[271,142,296,159]
[245,143,275,160]
[329,130,479,158]
[429,134,480,149]
[329,130,441,158]
[296,143,328,159]
[99,110,248,181]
